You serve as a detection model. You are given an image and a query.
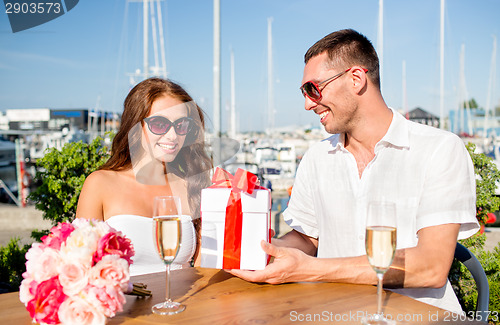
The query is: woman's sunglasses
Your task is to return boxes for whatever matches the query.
[300,68,367,102]
[144,116,193,136]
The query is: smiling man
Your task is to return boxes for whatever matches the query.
[229,29,479,313]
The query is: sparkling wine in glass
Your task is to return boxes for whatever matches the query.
[151,196,185,315]
[363,201,397,325]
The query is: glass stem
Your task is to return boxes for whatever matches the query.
[376,273,384,316]
[165,264,171,302]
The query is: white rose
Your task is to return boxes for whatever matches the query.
[92,221,113,237]
[62,226,100,265]
[24,243,44,274]
[29,247,62,283]
[71,218,90,229]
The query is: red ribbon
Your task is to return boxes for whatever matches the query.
[209,167,262,269]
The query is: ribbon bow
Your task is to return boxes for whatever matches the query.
[209,167,263,269]
[210,167,260,194]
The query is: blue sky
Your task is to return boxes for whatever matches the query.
[1,0,499,132]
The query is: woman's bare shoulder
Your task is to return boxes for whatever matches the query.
[77,170,115,220]
[82,169,127,191]
[87,169,126,182]
[77,169,132,220]
[83,169,107,183]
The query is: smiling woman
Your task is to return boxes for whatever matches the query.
[75,77,213,275]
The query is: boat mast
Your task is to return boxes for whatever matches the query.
[439,0,445,129]
[377,0,383,92]
[149,2,159,75]
[230,47,236,138]
[484,35,498,138]
[267,17,274,133]
[213,0,221,138]
[156,0,167,77]
[143,0,149,79]
[402,60,408,118]
[459,44,471,135]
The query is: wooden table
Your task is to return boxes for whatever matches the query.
[1,267,486,324]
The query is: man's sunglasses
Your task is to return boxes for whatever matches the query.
[300,68,368,102]
[144,116,193,136]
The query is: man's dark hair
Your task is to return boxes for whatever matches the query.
[305,29,380,89]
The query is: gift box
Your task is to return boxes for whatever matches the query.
[200,168,271,270]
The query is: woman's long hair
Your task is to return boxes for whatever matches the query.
[100,78,212,254]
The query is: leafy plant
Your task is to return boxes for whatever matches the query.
[448,142,500,324]
[465,143,500,225]
[0,238,30,293]
[449,235,500,324]
[28,136,110,225]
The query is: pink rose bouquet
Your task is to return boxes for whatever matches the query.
[19,219,136,325]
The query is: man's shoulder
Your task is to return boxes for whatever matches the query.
[405,119,462,145]
[402,120,471,164]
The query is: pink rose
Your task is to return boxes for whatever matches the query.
[26,276,67,325]
[42,222,75,250]
[92,232,134,265]
[58,262,89,296]
[58,296,106,325]
[90,255,130,288]
[85,285,126,317]
[19,277,37,304]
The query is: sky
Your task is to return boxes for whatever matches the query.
[1,0,499,133]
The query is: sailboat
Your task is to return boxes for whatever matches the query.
[126,0,168,85]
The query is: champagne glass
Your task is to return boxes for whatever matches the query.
[151,196,185,315]
[363,201,397,325]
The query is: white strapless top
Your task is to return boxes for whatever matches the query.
[106,215,196,276]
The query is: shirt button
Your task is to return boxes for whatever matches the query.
[358,235,364,240]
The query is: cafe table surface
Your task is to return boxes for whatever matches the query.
[1,267,488,325]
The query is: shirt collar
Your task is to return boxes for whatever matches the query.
[326,107,410,152]
[326,133,344,152]
[377,108,410,150]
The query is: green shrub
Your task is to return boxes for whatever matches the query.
[465,143,500,225]
[0,238,30,293]
[449,235,500,324]
[28,136,110,225]
[448,143,500,324]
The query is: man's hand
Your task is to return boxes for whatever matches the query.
[226,240,317,284]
